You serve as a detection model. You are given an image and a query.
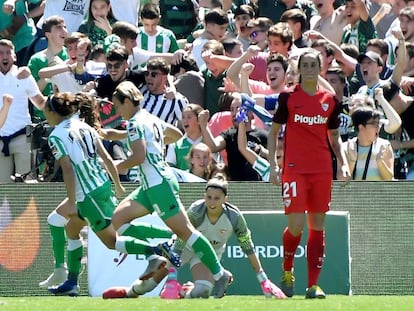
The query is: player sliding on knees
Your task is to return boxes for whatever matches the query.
[103,175,286,299]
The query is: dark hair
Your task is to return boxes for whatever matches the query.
[205,174,228,195]
[47,92,100,129]
[170,55,199,75]
[217,92,235,112]
[267,53,289,72]
[140,3,160,19]
[222,37,242,55]
[204,8,229,26]
[311,39,335,57]
[234,4,255,18]
[90,44,105,60]
[85,0,115,32]
[147,57,170,75]
[366,39,389,56]
[42,15,65,35]
[406,42,414,60]
[111,21,139,40]
[106,46,129,61]
[340,43,359,59]
[326,66,346,84]
[280,8,307,32]
[351,106,383,132]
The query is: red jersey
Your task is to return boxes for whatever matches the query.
[273,85,340,174]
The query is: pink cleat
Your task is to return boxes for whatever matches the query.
[261,279,287,299]
[160,279,183,299]
[160,268,182,299]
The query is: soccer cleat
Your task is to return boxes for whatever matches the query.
[260,279,287,299]
[180,281,195,298]
[102,286,128,299]
[214,269,233,298]
[130,278,158,296]
[280,271,295,297]
[305,285,326,299]
[160,279,183,299]
[139,255,168,280]
[48,279,79,296]
[39,267,68,288]
[153,241,181,268]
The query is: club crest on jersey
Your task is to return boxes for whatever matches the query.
[321,103,329,111]
[284,199,291,208]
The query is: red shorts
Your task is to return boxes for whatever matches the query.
[281,173,332,214]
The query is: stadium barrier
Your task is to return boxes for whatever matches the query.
[0,181,413,296]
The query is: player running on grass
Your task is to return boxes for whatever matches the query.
[108,81,232,298]
[43,92,180,296]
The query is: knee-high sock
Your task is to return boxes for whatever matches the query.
[307,229,325,288]
[283,227,302,271]
[47,211,68,269]
[186,232,223,280]
[115,236,153,256]
[67,239,83,283]
[118,223,173,241]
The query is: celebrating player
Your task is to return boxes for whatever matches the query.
[109,81,232,298]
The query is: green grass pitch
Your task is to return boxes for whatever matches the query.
[1,296,414,311]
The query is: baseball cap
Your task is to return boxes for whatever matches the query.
[357,51,383,67]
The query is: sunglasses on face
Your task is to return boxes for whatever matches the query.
[144,71,162,78]
[106,62,123,70]
[250,30,263,39]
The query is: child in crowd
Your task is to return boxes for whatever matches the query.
[38,33,93,93]
[344,100,394,180]
[28,16,69,120]
[166,104,204,171]
[188,142,214,180]
[137,3,180,54]
[78,0,117,47]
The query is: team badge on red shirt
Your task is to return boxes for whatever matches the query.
[284,199,291,208]
[321,103,329,111]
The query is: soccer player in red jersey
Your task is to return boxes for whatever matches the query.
[267,48,351,299]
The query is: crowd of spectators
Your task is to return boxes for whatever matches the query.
[1,0,414,184]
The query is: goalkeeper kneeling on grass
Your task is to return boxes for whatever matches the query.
[104,175,286,299]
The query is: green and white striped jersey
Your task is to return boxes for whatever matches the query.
[137,26,180,53]
[252,156,270,182]
[126,108,175,189]
[48,117,109,201]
